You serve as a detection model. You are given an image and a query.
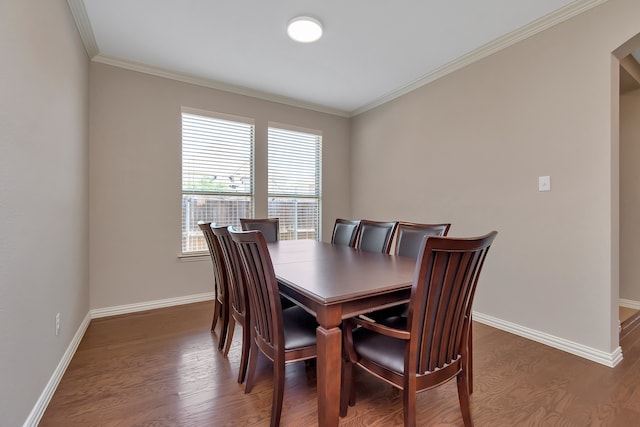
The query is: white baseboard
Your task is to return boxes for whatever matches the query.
[619,298,640,310]
[472,311,623,368]
[23,311,92,427]
[24,292,214,426]
[90,292,214,318]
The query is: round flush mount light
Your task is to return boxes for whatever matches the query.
[287,16,323,43]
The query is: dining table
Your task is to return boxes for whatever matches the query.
[267,239,417,427]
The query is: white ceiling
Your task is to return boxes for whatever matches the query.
[70,0,604,116]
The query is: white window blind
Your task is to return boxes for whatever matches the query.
[182,110,254,254]
[268,126,321,241]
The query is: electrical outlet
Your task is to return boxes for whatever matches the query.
[538,175,551,192]
[55,313,60,336]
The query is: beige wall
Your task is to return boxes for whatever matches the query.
[0,0,89,425]
[620,89,640,302]
[9,0,640,422]
[89,64,350,309]
[351,0,640,353]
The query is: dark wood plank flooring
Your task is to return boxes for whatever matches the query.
[40,301,640,426]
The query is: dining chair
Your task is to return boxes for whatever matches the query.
[240,217,280,243]
[365,222,452,321]
[354,220,398,254]
[230,228,318,427]
[239,217,296,309]
[341,231,498,427]
[394,222,451,258]
[198,222,230,351]
[212,225,251,383]
[331,218,360,247]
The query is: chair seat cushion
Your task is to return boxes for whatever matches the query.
[283,306,318,350]
[353,317,408,374]
[365,304,409,323]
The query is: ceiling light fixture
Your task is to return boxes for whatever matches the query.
[287,16,323,43]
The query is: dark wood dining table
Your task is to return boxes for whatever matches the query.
[267,239,417,427]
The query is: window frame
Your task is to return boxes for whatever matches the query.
[267,122,322,241]
[181,107,255,256]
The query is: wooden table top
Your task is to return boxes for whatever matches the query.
[267,239,416,304]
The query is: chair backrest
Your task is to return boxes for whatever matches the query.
[394,222,451,258]
[355,220,398,254]
[212,225,248,318]
[198,222,228,301]
[230,229,284,352]
[407,231,497,375]
[331,219,360,247]
[240,218,280,243]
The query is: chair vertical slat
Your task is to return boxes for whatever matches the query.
[442,252,471,366]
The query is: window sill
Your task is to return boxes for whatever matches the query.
[178,252,209,262]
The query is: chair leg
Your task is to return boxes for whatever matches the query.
[211,300,221,333]
[223,317,236,357]
[244,339,259,394]
[218,299,230,351]
[340,360,354,416]
[341,318,357,409]
[456,370,473,427]
[270,359,286,427]
[237,322,250,384]
[402,387,417,427]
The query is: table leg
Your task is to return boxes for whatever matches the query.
[316,325,342,427]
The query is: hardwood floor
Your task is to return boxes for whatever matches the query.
[41,301,640,426]
[620,306,640,343]
[619,306,638,324]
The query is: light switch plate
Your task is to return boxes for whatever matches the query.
[538,176,551,192]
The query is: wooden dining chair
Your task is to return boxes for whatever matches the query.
[230,228,318,427]
[331,218,360,247]
[239,217,296,309]
[240,217,280,243]
[354,220,398,254]
[212,225,251,383]
[365,222,452,322]
[394,221,451,258]
[198,222,230,351]
[341,231,498,427]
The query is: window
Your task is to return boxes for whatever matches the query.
[181,109,254,254]
[268,125,321,241]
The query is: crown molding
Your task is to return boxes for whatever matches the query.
[92,54,351,118]
[66,0,98,58]
[66,0,349,116]
[351,0,609,116]
[67,0,607,118]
